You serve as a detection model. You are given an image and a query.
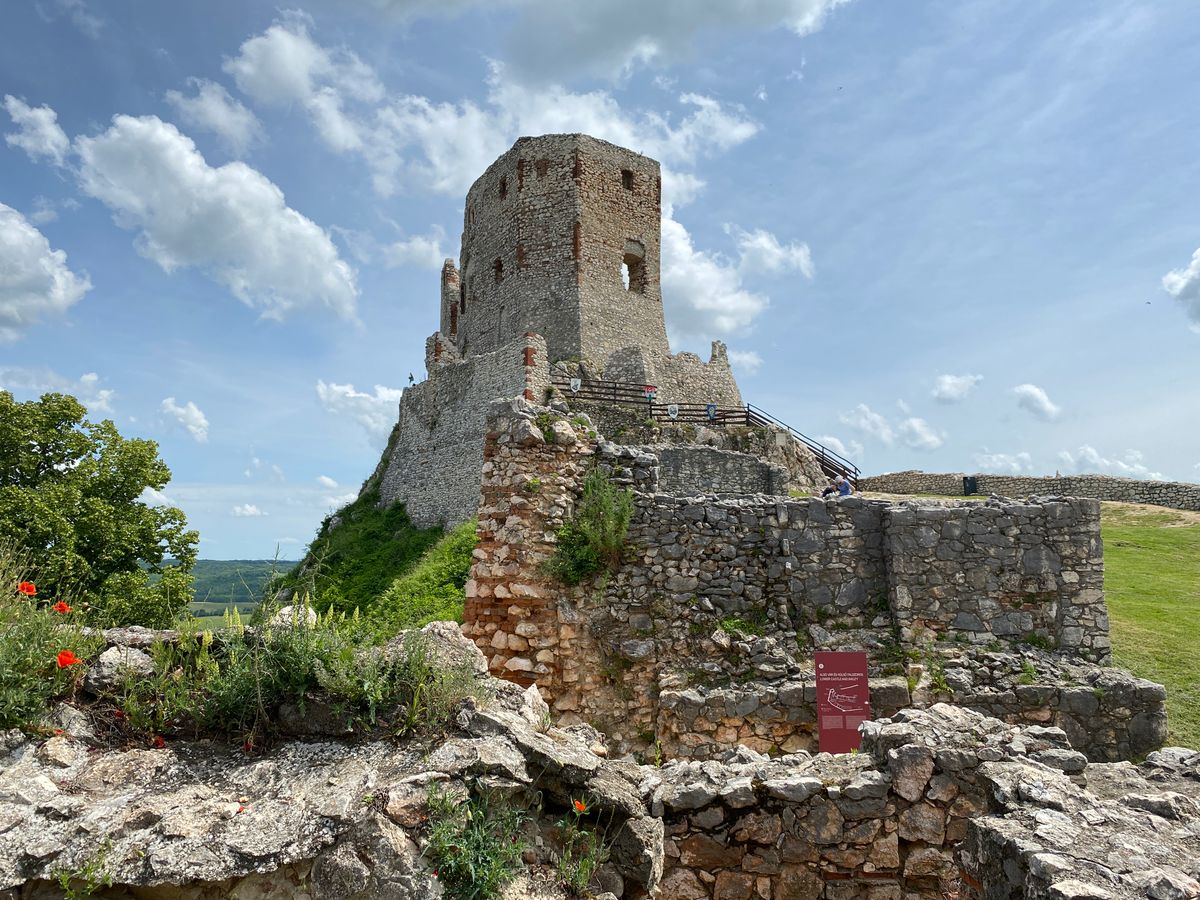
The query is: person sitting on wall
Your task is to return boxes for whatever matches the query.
[820,478,838,498]
[836,475,853,496]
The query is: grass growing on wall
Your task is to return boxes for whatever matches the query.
[370,521,479,639]
[277,488,444,615]
[1101,501,1200,749]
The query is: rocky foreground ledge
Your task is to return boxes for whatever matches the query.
[0,626,1197,899]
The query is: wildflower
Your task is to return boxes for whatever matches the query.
[51,601,72,614]
[56,650,81,668]
[113,709,126,719]
[153,735,166,749]
[242,739,254,754]
[237,805,245,814]
[17,581,36,596]
[573,799,587,814]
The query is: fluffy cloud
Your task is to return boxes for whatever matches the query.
[139,487,175,506]
[3,96,70,165]
[161,397,209,443]
[75,114,358,320]
[838,403,894,445]
[36,0,103,38]
[1057,446,1163,480]
[728,226,815,278]
[974,450,1032,474]
[932,373,982,403]
[232,503,267,517]
[316,380,404,445]
[727,350,763,374]
[1162,246,1200,331]
[816,434,864,462]
[898,417,944,450]
[324,491,359,509]
[316,475,339,489]
[165,79,263,155]
[0,368,113,413]
[1013,383,1061,421]
[501,0,852,81]
[383,227,446,269]
[661,214,768,340]
[0,203,91,341]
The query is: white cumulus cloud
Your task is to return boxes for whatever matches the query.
[75,113,358,320]
[316,475,338,488]
[140,486,175,506]
[316,380,404,445]
[161,396,209,443]
[816,434,864,462]
[838,403,894,445]
[3,95,70,165]
[1057,446,1163,481]
[0,368,114,413]
[1162,245,1200,332]
[383,226,446,269]
[727,350,763,374]
[898,417,944,451]
[232,503,267,517]
[165,78,263,155]
[1013,383,1061,421]
[0,203,91,341]
[974,450,1033,474]
[728,225,815,278]
[932,373,983,403]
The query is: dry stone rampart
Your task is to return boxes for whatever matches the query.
[462,400,1164,767]
[860,470,1200,511]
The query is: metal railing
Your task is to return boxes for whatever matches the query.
[550,374,860,484]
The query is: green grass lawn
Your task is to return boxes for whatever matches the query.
[1101,502,1200,748]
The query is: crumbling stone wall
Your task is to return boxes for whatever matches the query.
[883,499,1109,661]
[860,470,1200,511]
[655,446,789,497]
[377,333,550,527]
[463,400,1164,766]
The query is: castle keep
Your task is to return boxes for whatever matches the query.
[377,134,806,528]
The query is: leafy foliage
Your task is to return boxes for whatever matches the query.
[370,521,478,639]
[0,391,197,627]
[544,467,633,586]
[424,789,527,900]
[276,487,442,615]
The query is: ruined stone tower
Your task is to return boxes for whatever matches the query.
[375,134,817,527]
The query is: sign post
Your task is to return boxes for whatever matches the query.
[815,651,869,754]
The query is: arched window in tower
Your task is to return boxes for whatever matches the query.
[622,240,646,294]
[493,257,504,283]
[621,169,634,190]
[498,175,508,199]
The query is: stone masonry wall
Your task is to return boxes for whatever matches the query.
[377,333,550,527]
[656,446,790,497]
[859,469,1200,511]
[461,401,1164,768]
[883,499,1109,661]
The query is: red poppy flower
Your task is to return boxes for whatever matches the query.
[51,601,72,614]
[153,735,166,749]
[56,650,81,668]
[113,709,126,719]
[17,582,36,596]
[573,799,587,814]
[242,739,254,754]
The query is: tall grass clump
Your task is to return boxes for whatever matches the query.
[424,788,527,900]
[543,467,633,586]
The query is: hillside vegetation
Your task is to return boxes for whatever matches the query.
[182,560,298,625]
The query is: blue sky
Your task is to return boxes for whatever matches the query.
[2,0,1198,559]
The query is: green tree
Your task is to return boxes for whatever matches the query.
[0,391,198,627]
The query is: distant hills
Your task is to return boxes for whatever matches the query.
[175,559,298,621]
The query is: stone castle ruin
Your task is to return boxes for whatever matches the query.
[376,133,848,528]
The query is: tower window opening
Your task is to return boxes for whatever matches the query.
[622,239,646,293]
[493,258,504,283]
[621,169,634,190]
[499,176,508,199]
[459,282,466,313]
[535,158,550,177]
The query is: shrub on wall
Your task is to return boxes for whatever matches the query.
[544,467,633,586]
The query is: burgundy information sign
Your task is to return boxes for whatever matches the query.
[815,651,870,754]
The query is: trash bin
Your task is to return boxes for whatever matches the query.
[963,476,978,496]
